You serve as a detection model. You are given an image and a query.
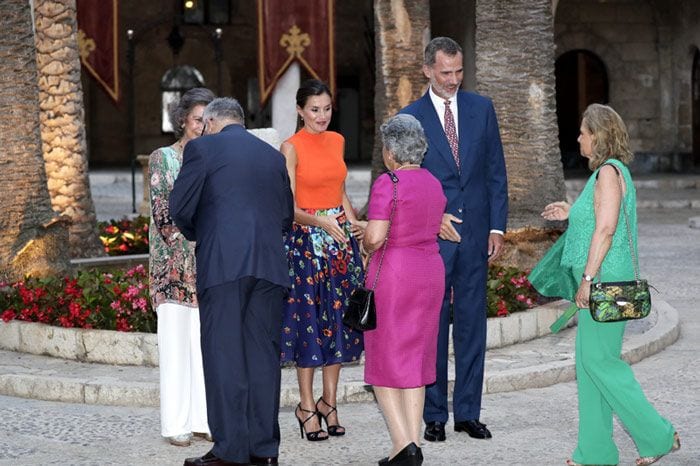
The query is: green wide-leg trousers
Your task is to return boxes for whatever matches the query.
[571,307,675,465]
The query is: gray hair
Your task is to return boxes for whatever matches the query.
[170,87,215,139]
[380,114,428,165]
[424,37,463,66]
[203,97,245,125]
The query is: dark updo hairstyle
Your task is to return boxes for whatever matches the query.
[296,79,332,109]
[170,87,215,139]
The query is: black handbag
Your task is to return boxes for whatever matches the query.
[342,172,399,332]
[344,287,376,330]
[589,164,653,323]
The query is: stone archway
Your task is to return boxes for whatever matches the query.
[693,48,700,167]
[555,49,609,170]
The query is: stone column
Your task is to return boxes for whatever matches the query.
[475,0,567,268]
[34,0,103,257]
[272,62,300,143]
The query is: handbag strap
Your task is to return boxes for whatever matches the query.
[598,163,640,282]
[368,171,399,290]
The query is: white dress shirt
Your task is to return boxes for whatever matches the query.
[428,86,459,138]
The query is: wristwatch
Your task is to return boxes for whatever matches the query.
[582,273,594,282]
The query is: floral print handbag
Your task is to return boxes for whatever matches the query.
[589,164,653,323]
[589,279,651,322]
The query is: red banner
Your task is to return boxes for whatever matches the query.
[257,0,335,105]
[76,0,119,102]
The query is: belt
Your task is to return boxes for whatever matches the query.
[549,302,579,334]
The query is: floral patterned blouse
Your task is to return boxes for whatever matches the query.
[148,144,197,309]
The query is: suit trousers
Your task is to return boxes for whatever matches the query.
[571,267,675,464]
[156,303,209,437]
[424,234,488,424]
[199,277,285,463]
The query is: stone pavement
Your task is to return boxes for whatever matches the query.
[0,174,697,465]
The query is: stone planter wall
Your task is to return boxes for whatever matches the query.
[0,300,571,367]
[0,321,159,366]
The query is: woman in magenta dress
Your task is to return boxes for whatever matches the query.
[363,114,446,466]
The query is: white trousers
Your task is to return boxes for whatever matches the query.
[157,303,210,437]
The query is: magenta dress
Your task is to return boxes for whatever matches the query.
[363,169,446,388]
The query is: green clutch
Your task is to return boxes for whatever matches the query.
[589,279,651,322]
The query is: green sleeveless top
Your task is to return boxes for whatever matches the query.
[561,158,638,281]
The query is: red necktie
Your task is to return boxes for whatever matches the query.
[444,99,460,171]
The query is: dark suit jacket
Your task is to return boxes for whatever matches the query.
[401,90,508,255]
[169,124,294,293]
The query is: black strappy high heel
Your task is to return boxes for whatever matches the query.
[294,403,328,441]
[316,397,346,436]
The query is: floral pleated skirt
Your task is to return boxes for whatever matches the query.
[280,206,364,367]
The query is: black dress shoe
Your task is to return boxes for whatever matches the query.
[423,421,446,442]
[384,442,422,465]
[454,419,492,439]
[249,456,278,465]
[184,450,250,466]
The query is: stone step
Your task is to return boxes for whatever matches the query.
[566,186,700,209]
[0,301,679,408]
[565,174,700,191]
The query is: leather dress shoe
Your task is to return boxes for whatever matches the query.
[249,456,278,465]
[183,450,250,466]
[454,419,492,439]
[423,421,446,442]
[385,442,423,465]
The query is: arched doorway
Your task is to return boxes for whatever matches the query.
[555,50,609,170]
[693,48,700,167]
[160,65,205,133]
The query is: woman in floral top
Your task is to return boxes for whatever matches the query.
[149,87,214,447]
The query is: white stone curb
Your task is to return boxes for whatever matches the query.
[0,322,159,366]
[0,301,571,367]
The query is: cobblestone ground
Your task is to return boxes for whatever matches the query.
[1,209,697,465]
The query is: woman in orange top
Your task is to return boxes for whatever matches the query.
[280,79,365,442]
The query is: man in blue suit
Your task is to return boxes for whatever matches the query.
[170,98,294,466]
[401,37,508,442]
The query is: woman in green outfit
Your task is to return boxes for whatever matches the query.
[532,104,680,466]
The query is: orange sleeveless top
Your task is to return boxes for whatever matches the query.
[288,129,347,209]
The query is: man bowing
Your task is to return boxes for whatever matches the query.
[170,97,293,466]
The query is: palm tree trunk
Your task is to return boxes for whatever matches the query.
[34,0,103,258]
[0,0,69,281]
[371,0,430,185]
[475,0,567,269]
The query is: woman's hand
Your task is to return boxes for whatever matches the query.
[350,220,367,241]
[575,279,591,309]
[317,213,348,244]
[160,224,180,246]
[541,201,571,221]
[439,214,462,242]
